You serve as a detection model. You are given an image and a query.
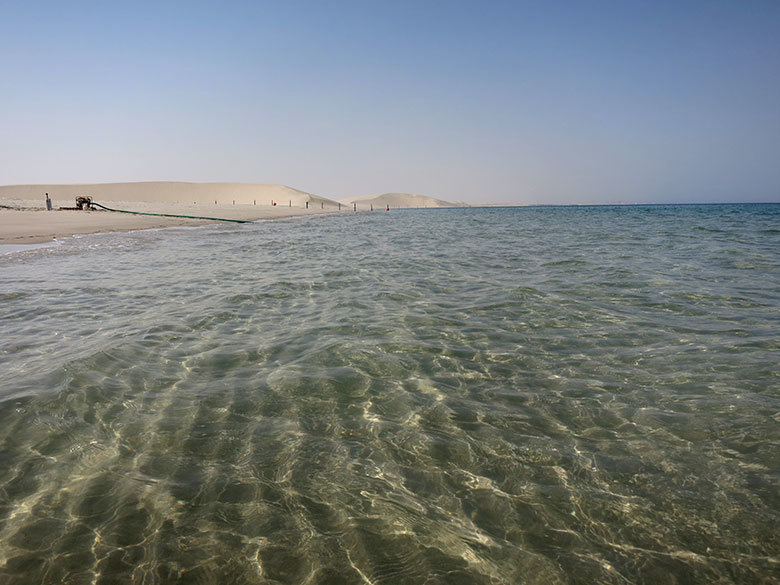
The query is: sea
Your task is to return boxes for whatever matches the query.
[0,204,778,584]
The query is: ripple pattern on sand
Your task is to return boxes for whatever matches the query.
[0,205,778,584]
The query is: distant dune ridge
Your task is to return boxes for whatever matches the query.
[0,182,341,208]
[339,192,464,209]
[0,182,466,209]
[0,181,468,210]
[0,182,469,244]
[0,182,350,244]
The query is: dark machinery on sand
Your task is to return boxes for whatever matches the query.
[59,196,94,211]
[75,196,93,210]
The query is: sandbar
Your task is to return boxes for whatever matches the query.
[0,182,344,244]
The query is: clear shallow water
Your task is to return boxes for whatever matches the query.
[0,204,778,584]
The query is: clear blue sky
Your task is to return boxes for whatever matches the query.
[1,0,778,204]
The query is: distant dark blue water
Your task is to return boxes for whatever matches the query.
[1,204,778,584]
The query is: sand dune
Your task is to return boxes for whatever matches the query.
[0,181,341,209]
[339,192,464,209]
[0,183,468,245]
[0,182,345,244]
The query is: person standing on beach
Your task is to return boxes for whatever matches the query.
[45,193,52,211]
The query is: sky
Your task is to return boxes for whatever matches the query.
[1,0,779,205]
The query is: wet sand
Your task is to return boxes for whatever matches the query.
[0,201,338,244]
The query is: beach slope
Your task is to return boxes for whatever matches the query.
[0,182,343,244]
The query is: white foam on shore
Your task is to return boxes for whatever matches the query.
[0,240,61,254]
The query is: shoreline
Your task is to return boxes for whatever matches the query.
[0,200,341,245]
[0,182,473,245]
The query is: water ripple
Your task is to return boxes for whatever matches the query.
[0,204,778,584]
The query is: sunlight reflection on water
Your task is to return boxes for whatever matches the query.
[0,205,778,584]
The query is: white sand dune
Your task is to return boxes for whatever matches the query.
[338,192,464,209]
[0,183,468,245]
[0,181,341,209]
[0,182,345,244]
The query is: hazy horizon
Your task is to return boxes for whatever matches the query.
[2,1,779,205]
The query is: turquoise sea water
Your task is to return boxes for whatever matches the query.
[0,204,778,584]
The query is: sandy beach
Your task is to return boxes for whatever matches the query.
[0,182,466,244]
[0,182,344,244]
[0,204,341,245]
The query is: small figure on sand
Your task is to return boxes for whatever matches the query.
[45,193,52,211]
